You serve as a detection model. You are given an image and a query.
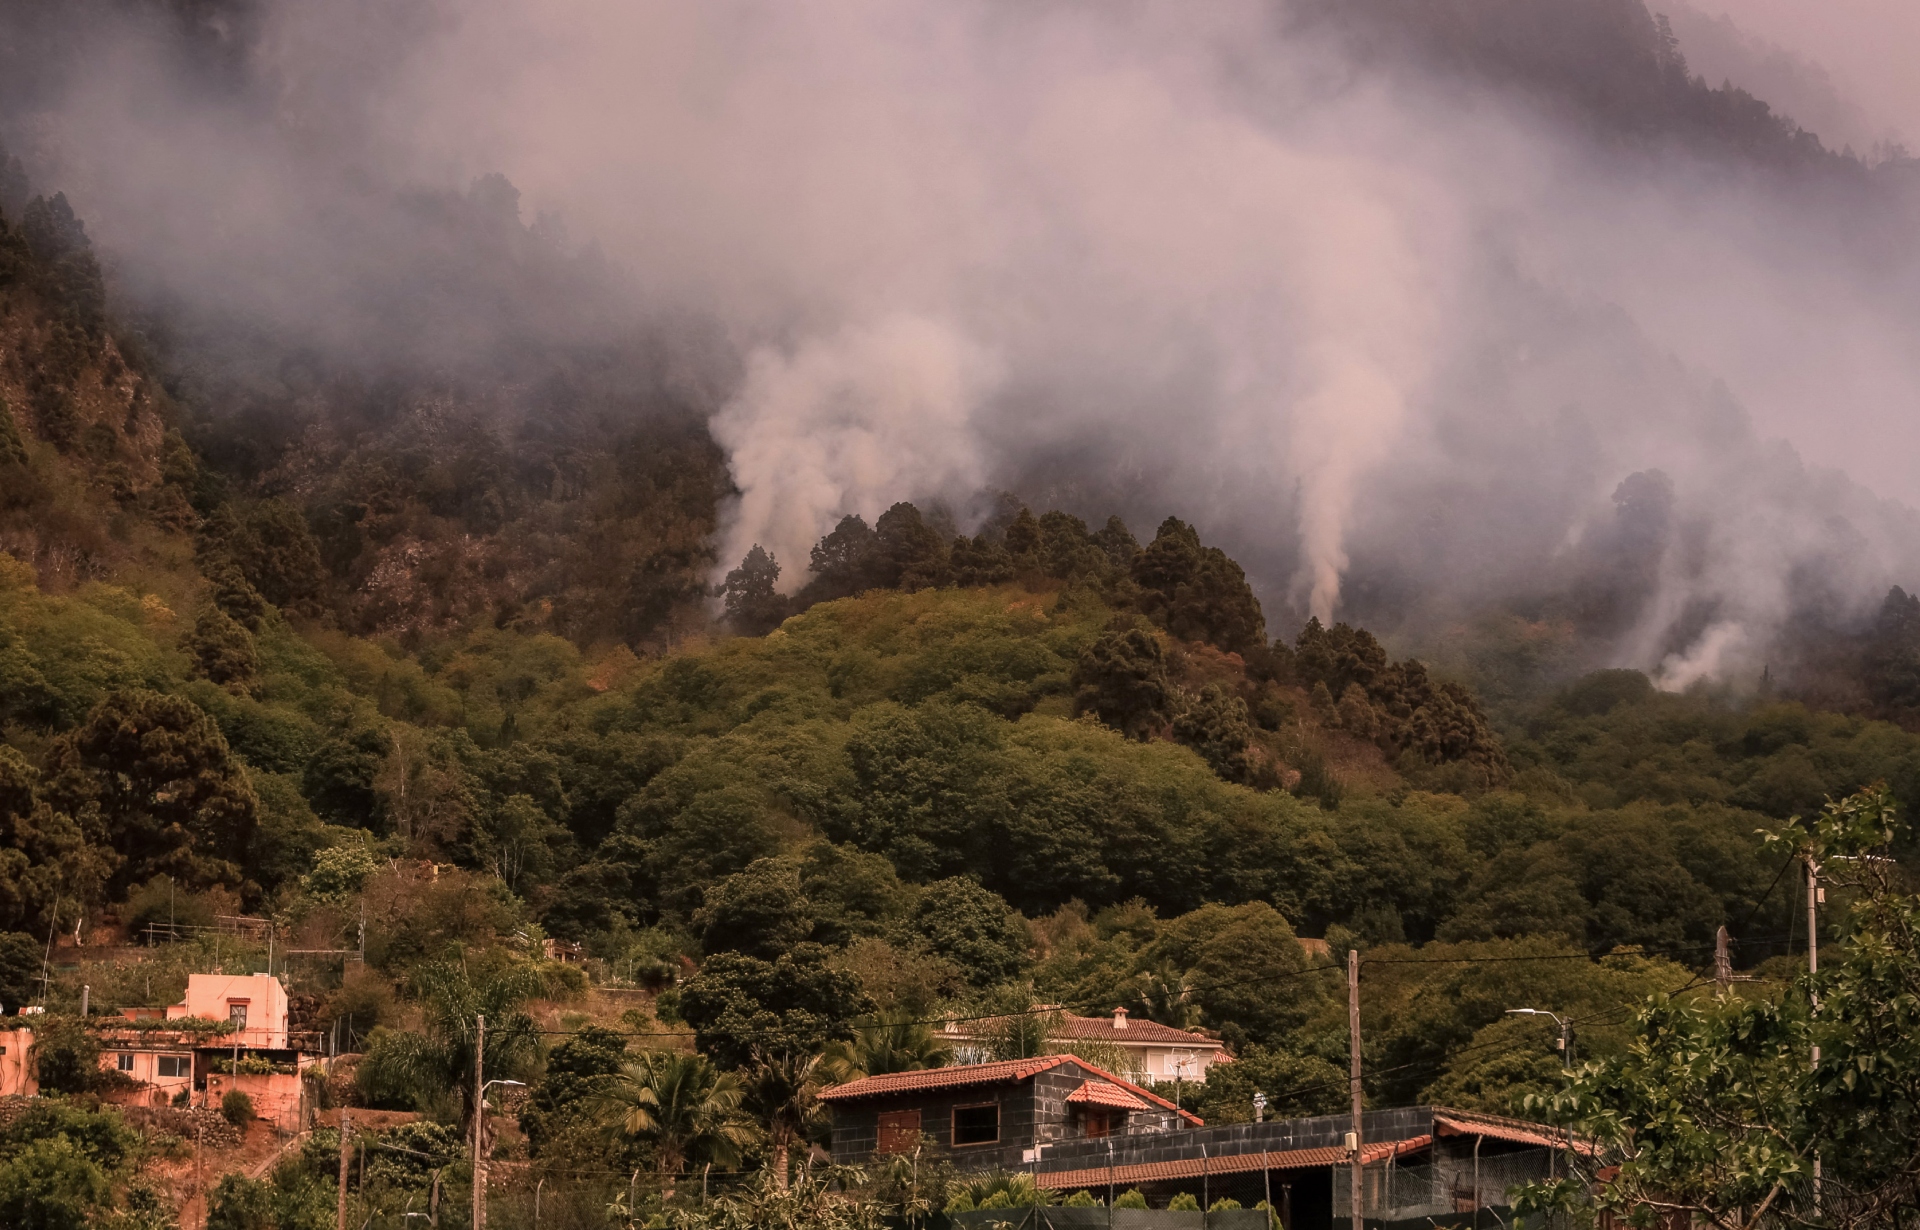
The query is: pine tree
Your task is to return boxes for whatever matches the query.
[723,545,788,635]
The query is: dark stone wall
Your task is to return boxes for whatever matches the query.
[828,1080,1042,1171]
[827,1069,1194,1170]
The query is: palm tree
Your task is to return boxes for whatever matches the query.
[821,1015,952,1084]
[982,1001,1062,1062]
[361,959,542,1146]
[1129,962,1201,1030]
[741,1049,827,1193]
[598,1050,753,1199]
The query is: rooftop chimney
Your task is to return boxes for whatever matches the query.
[1112,1007,1128,1030]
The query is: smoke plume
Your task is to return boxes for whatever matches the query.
[6,0,1920,678]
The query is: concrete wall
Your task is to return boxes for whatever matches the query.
[207,1069,305,1132]
[170,974,288,1048]
[0,1028,35,1098]
[95,1046,194,1103]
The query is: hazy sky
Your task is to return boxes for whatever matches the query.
[1694,0,1920,146]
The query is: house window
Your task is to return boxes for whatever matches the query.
[1083,1110,1117,1139]
[116,1053,135,1072]
[877,1110,921,1155]
[229,1002,249,1030]
[952,1104,1000,1146]
[157,1056,189,1078]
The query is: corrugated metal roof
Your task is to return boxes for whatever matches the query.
[1036,1135,1433,1190]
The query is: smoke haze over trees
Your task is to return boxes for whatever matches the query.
[0,0,1917,691]
[8,11,1920,1212]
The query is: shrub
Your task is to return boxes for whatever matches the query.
[221,1090,255,1128]
[1115,1189,1148,1209]
[1064,1189,1101,1207]
[1210,1196,1244,1211]
[29,1016,106,1094]
[206,1172,274,1230]
[1168,1192,1200,1211]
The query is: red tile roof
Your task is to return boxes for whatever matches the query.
[1065,1080,1148,1111]
[941,1011,1226,1049]
[1436,1113,1598,1156]
[1036,1136,1432,1190]
[818,1056,1065,1101]
[817,1055,1202,1125]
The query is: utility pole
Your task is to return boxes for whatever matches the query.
[337,1109,351,1230]
[1715,925,1731,993]
[1807,858,1822,1214]
[473,1014,486,1230]
[1348,948,1363,1230]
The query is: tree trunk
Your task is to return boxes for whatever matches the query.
[659,1147,682,1201]
[771,1128,791,1194]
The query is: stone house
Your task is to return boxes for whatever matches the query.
[819,1055,1201,1172]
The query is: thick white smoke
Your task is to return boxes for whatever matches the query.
[396,0,1457,615]
[13,0,1920,671]
[711,316,998,587]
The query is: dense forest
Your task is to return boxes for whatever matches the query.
[3,152,1920,1229]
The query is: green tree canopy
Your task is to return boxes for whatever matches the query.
[722,545,788,636]
[41,689,257,896]
[677,944,871,1070]
[1131,517,1265,655]
[1522,785,1920,1229]
[902,877,1031,989]
[697,858,814,960]
[521,1025,630,1157]
[1072,627,1171,741]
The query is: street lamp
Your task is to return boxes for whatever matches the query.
[474,1079,525,1230]
[1505,1008,1572,1069]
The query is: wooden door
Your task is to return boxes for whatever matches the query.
[877,1109,922,1154]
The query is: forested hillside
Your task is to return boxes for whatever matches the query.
[4,7,1920,1225]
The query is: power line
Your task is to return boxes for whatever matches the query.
[1233,969,1717,1112]
[513,936,1781,1041]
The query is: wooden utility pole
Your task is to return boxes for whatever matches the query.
[1348,949,1363,1230]
[1807,860,1822,1214]
[337,1109,351,1230]
[1714,925,1732,993]
[474,1014,486,1230]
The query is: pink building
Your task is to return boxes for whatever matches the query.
[167,973,290,1049]
[0,1026,36,1097]
[94,1026,198,1108]
[96,973,311,1130]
